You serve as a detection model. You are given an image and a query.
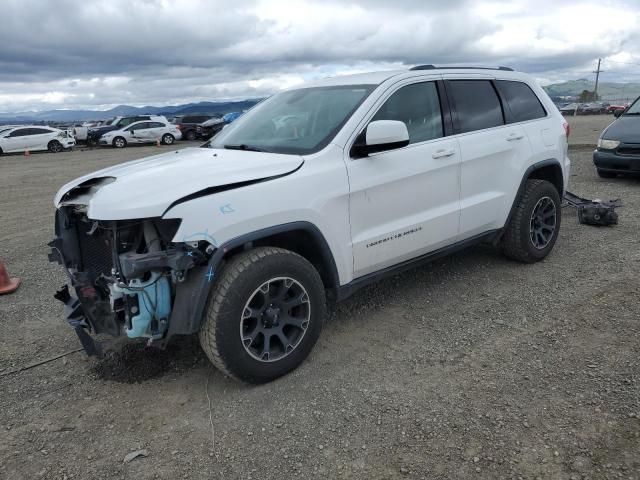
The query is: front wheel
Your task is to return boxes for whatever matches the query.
[112,137,127,148]
[162,133,175,145]
[199,247,326,384]
[48,140,63,153]
[185,130,196,141]
[501,179,561,263]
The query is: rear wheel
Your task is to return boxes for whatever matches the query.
[597,169,617,179]
[48,140,63,153]
[162,133,175,145]
[185,130,196,141]
[199,247,326,384]
[112,137,126,148]
[501,179,561,263]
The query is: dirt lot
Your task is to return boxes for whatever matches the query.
[1,117,638,480]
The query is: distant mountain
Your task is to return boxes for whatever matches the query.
[0,99,263,124]
[543,80,640,102]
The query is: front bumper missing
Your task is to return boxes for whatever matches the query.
[53,285,102,357]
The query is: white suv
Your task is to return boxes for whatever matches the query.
[50,65,570,383]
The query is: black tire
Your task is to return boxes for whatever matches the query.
[185,130,196,141]
[501,179,561,263]
[112,137,127,148]
[597,169,617,179]
[48,140,63,153]
[162,133,175,145]
[199,247,326,384]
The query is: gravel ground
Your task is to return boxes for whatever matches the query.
[0,120,638,480]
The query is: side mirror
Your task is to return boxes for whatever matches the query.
[613,109,624,118]
[351,120,410,158]
[130,130,135,135]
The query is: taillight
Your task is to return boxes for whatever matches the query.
[562,121,570,138]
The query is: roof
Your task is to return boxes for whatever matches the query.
[293,65,526,90]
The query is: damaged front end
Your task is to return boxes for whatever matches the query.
[48,206,212,356]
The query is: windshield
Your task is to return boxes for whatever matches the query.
[210,84,375,155]
[625,97,640,115]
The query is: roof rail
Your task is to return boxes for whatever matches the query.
[410,65,514,72]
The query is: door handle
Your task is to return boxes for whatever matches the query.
[432,148,456,159]
[506,133,524,141]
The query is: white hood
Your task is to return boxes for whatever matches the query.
[54,147,304,220]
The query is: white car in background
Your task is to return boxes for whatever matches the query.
[0,126,75,154]
[99,120,182,148]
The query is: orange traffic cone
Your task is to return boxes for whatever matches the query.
[0,260,21,295]
[24,149,30,156]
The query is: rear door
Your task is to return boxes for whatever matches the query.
[445,78,532,238]
[146,122,167,141]
[26,127,56,151]
[346,79,461,277]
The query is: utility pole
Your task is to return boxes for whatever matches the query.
[593,58,603,100]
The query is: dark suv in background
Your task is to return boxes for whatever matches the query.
[172,115,216,141]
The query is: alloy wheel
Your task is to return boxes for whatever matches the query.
[240,277,310,362]
[529,196,557,249]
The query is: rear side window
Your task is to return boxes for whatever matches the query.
[29,128,53,134]
[495,80,546,123]
[371,81,443,144]
[148,122,165,128]
[447,80,504,133]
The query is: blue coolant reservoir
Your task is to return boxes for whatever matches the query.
[125,276,172,339]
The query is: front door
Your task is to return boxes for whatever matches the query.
[346,80,461,278]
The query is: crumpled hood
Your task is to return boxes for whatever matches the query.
[54,147,304,220]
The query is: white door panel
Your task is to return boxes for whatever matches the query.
[348,138,460,277]
[458,125,531,237]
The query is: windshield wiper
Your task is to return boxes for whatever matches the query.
[223,144,267,152]
[622,112,640,115]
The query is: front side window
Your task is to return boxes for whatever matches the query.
[210,85,375,155]
[9,129,30,137]
[448,80,504,133]
[371,81,443,144]
[495,80,546,122]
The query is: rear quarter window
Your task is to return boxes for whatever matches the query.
[447,80,504,134]
[495,80,547,123]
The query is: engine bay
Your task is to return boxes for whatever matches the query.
[48,207,210,353]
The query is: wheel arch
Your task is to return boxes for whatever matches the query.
[497,159,564,242]
[162,221,340,344]
[216,222,340,292]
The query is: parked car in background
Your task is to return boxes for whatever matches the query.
[87,115,168,144]
[172,114,217,141]
[99,120,181,148]
[608,104,629,116]
[559,103,581,115]
[195,116,225,139]
[0,126,75,154]
[580,103,607,115]
[73,121,102,143]
[593,95,640,178]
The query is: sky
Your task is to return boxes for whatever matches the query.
[1,0,639,112]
